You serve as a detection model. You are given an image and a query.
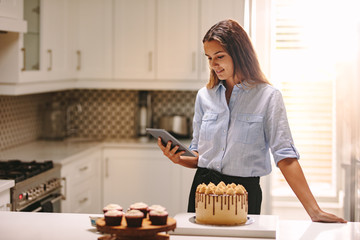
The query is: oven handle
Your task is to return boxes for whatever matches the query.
[61,177,67,200]
[32,195,63,212]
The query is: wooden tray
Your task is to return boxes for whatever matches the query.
[96,217,176,240]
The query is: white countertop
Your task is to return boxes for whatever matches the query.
[0,180,14,193]
[0,138,173,165]
[0,211,358,240]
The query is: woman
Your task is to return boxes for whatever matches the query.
[157,19,346,223]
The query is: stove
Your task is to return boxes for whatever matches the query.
[0,160,62,212]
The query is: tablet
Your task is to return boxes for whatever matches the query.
[146,128,196,157]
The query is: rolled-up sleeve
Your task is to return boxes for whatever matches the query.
[265,89,300,166]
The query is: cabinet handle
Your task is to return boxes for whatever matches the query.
[148,51,153,72]
[79,166,88,172]
[105,157,109,178]
[61,177,67,200]
[76,50,81,71]
[21,48,26,71]
[79,197,88,204]
[47,49,52,71]
[192,52,196,72]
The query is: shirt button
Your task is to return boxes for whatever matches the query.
[222,148,225,151]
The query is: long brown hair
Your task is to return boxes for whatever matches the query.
[203,19,270,89]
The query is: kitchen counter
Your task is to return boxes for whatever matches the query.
[0,180,14,193]
[0,138,192,165]
[0,211,358,240]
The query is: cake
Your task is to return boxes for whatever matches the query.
[103,203,123,213]
[195,181,248,225]
[149,210,168,225]
[129,202,148,218]
[125,209,144,227]
[104,210,123,226]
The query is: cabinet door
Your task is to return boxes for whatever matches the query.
[69,0,113,79]
[103,148,183,216]
[157,0,199,81]
[41,0,69,80]
[114,0,156,80]
[61,150,102,214]
[21,0,70,82]
[199,0,247,80]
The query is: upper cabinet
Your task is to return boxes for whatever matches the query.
[68,0,113,80]
[114,0,156,80]
[156,0,199,81]
[113,0,198,82]
[0,0,252,94]
[21,0,70,82]
[0,0,72,94]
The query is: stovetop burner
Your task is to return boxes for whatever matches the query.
[0,160,54,183]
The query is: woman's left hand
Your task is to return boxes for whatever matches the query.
[157,137,199,168]
[310,209,347,223]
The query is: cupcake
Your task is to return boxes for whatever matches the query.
[103,204,123,213]
[129,202,148,218]
[104,210,123,226]
[148,205,166,213]
[149,210,168,225]
[125,210,144,227]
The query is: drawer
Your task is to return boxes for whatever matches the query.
[70,179,101,214]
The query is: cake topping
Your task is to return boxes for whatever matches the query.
[217,181,226,188]
[130,202,148,209]
[125,209,144,217]
[104,210,123,217]
[149,210,168,216]
[148,205,166,212]
[215,186,225,195]
[103,204,123,211]
[196,182,247,195]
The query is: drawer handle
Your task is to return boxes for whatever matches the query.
[21,48,26,71]
[61,177,67,200]
[47,49,52,71]
[76,50,81,71]
[79,166,88,172]
[79,197,88,204]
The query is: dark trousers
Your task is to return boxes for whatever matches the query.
[188,167,262,214]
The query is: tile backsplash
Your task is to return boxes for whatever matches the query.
[0,90,197,151]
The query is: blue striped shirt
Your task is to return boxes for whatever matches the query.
[189,81,300,177]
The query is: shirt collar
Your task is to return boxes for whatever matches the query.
[215,80,251,93]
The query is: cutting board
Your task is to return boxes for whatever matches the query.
[171,213,277,238]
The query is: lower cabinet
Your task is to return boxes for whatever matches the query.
[61,149,102,214]
[102,147,196,216]
[0,188,11,211]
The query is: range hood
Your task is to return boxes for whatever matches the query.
[0,16,27,33]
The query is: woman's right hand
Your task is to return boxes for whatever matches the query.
[157,137,199,168]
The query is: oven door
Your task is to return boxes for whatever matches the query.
[20,190,62,213]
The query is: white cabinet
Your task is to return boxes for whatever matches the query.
[156,0,199,81]
[0,180,14,211]
[61,150,102,214]
[39,0,70,81]
[199,0,249,80]
[114,0,155,80]
[113,0,199,83]
[103,147,196,216]
[0,0,72,92]
[68,0,113,79]
[20,0,70,82]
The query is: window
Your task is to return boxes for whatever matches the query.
[270,0,340,199]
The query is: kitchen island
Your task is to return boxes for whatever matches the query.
[0,211,358,240]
